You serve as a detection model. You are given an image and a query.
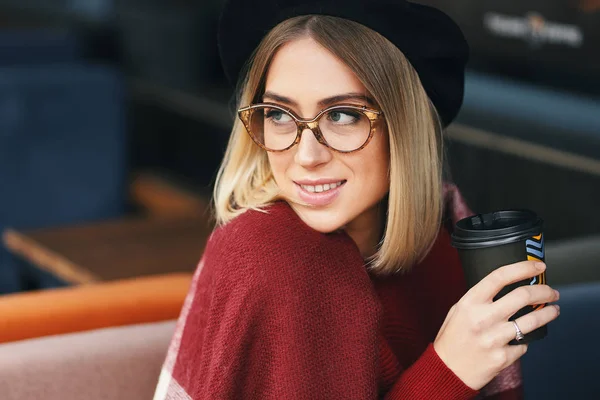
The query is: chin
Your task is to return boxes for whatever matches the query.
[292,203,350,234]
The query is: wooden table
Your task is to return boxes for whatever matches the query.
[2,216,213,284]
[2,171,215,285]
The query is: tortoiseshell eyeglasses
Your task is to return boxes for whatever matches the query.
[237,103,384,153]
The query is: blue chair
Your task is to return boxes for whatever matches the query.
[0,251,20,295]
[0,30,81,66]
[521,282,600,399]
[0,63,127,294]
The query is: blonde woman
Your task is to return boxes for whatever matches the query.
[154,1,560,399]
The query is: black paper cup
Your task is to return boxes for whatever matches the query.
[451,210,547,345]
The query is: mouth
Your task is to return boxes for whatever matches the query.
[293,180,347,207]
[297,180,346,193]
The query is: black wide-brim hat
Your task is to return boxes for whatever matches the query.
[218,0,469,127]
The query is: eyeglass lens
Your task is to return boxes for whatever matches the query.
[249,106,371,152]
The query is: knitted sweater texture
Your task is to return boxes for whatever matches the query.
[154,198,524,399]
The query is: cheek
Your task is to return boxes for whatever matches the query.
[352,132,390,194]
[267,153,289,183]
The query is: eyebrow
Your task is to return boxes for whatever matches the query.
[262,91,376,108]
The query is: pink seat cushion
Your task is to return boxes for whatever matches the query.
[0,320,176,400]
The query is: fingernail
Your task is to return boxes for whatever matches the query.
[555,305,560,314]
[536,262,546,271]
[554,290,560,299]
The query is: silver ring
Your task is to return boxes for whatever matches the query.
[512,320,525,342]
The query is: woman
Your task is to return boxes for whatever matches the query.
[154,1,560,398]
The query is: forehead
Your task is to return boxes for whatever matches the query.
[264,37,368,107]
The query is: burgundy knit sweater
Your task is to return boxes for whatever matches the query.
[154,194,524,399]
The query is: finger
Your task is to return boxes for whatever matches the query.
[466,261,546,303]
[503,342,529,368]
[491,284,559,321]
[500,305,560,344]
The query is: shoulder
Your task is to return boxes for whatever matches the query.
[415,228,468,323]
[207,201,354,263]
[374,228,466,307]
[210,201,307,246]
[201,201,377,303]
[416,228,467,293]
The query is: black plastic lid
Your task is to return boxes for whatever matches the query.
[451,210,543,250]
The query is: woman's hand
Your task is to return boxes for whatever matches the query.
[433,260,560,390]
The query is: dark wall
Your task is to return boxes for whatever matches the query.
[446,137,600,241]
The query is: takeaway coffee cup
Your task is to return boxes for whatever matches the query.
[451,210,548,345]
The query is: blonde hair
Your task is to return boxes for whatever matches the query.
[213,15,444,276]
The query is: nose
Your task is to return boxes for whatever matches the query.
[294,128,332,168]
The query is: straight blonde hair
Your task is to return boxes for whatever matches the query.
[213,15,444,276]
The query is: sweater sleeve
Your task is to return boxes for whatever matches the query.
[381,342,479,400]
[382,345,524,400]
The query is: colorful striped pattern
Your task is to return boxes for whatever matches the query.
[526,233,546,311]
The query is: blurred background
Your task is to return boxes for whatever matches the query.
[2,0,597,292]
[0,0,598,398]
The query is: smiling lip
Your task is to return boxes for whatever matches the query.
[294,179,346,207]
[294,178,345,186]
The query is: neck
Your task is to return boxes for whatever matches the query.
[344,202,385,260]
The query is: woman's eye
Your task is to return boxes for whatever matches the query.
[265,110,292,123]
[328,111,358,124]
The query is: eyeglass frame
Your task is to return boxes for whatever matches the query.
[237,103,384,153]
